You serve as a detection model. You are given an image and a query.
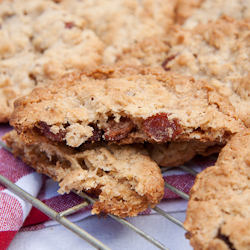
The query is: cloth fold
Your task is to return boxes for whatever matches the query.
[0,124,216,250]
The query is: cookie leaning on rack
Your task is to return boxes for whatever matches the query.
[184,128,250,250]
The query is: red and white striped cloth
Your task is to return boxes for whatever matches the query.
[0,124,216,250]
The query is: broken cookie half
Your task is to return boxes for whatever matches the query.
[184,129,250,249]
[10,65,245,167]
[3,130,164,218]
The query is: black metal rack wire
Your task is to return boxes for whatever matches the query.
[0,140,198,250]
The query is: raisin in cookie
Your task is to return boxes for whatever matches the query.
[184,128,250,250]
[10,65,245,167]
[3,130,164,218]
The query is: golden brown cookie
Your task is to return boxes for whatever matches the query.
[184,129,250,250]
[10,65,245,150]
[9,65,245,168]
[3,130,164,218]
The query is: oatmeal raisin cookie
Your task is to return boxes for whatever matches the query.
[10,65,245,167]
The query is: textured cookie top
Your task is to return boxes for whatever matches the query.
[57,0,205,64]
[118,16,250,127]
[58,0,175,64]
[3,130,164,218]
[174,0,203,24]
[184,129,250,250]
[116,36,171,67]
[0,0,104,122]
[183,0,250,28]
[162,17,250,86]
[10,65,245,148]
[164,17,250,127]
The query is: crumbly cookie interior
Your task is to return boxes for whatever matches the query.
[3,130,164,218]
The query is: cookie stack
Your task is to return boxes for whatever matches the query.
[1,0,250,249]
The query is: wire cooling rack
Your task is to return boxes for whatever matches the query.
[0,141,198,250]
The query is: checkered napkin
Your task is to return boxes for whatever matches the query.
[0,124,217,250]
